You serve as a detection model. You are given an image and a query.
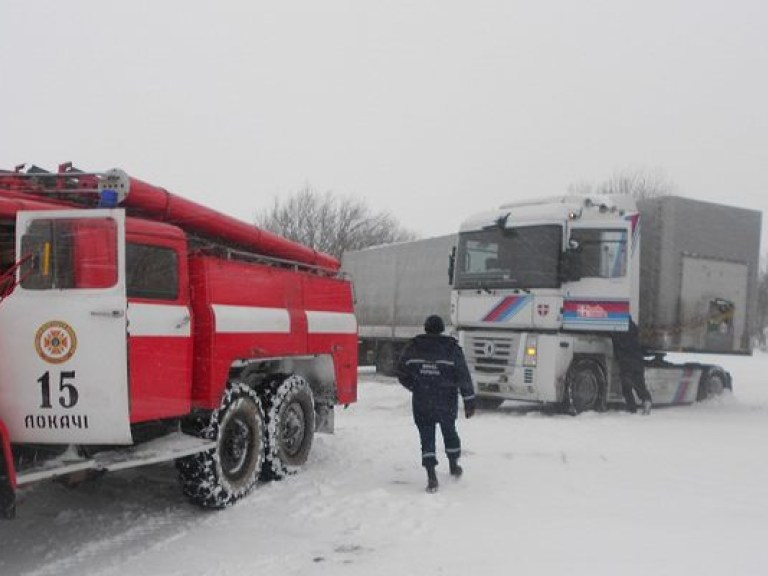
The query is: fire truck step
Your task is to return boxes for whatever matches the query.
[17,432,216,486]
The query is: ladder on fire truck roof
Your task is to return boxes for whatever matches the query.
[0,163,127,204]
[0,163,343,274]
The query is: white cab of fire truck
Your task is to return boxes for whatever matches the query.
[450,195,639,409]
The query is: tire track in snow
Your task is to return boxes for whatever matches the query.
[23,508,200,576]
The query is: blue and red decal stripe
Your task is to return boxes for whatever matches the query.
[563,299,630,320]
[673,367,696,404]
[483,296,531,322]
[563,299,630,330]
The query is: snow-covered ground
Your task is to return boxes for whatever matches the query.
[2,354,768,576]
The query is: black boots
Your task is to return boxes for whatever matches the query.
[449,458,463,478]
[425,459,465,493]
[426,466,438,493]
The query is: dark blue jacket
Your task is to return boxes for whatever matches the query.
[396,334,475,421]
[611,319,645,375]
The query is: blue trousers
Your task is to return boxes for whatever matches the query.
[415,416,461,468]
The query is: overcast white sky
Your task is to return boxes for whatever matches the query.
[1,1,766,248]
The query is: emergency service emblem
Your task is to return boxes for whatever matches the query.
[35,320,78,364]
[537,304,550,317]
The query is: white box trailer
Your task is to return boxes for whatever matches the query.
[343,194,761,413]
[342,235,455,373]
[637,196,760,354]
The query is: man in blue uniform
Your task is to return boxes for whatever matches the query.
[612,318,653,414]
[396,315,475,493]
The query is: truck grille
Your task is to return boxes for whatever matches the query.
[466,334,519,374]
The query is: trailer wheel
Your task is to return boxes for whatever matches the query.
[262,375,315,480]
[176,383,265,508]
[565,358,606,414]
[697,367,732,401]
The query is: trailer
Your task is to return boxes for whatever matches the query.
[342,235,454,374]
[344,194,760,413]
[0,164,358,518]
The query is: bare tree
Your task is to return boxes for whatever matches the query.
[255,185,417,258]
[569,167,675,199]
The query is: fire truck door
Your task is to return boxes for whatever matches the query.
[0,209,131,444]
[126,239,192,422]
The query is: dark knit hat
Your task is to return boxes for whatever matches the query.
[424,315,445,334]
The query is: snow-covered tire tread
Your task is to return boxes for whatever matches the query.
[176,383,265,508]
[263,375,315,480]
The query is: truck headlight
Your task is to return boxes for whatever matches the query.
[523,335,538,367]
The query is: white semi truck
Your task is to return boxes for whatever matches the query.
[342,194,761,412]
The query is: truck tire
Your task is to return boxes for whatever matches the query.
[262,375,315,480]
[376,342,398,376]
[176,383,265,508]
[565,358,606,415]
[697,367,732,401]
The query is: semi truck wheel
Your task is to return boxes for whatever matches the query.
[565,358,606,414]
[262,375,315,480]
[697,367,732,401]
[176,383,265,508]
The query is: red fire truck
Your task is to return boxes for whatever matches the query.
[0,165,358,518]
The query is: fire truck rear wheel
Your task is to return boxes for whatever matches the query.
[565,358,606,414]
[262,375,315,480]
[176,384,265,508]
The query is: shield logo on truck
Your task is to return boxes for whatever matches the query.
[537,304,550,317]
[35,321,78,364]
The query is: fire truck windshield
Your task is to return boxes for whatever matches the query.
[455,224,562,290]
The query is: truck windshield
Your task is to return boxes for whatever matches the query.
[455,225,562,289]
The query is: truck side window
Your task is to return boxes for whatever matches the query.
[20,218,118,290]
[570,229,627,278]
[126,243,179,300]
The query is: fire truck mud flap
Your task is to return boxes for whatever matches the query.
[0,419,16,519]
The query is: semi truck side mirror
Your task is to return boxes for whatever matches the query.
[559,248,582,283]
[448,247,456,286]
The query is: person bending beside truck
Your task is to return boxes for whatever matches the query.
[612,318,653,415]
[396,315,476,493]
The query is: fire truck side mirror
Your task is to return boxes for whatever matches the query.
[448,246,456,286]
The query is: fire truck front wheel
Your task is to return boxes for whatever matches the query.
[565,358,606,415]
[262,375,315,480]
[176,384,265,508]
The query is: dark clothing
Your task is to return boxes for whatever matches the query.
[611,319,652,411]
[416,417,460,468]
[396,334,474,467]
